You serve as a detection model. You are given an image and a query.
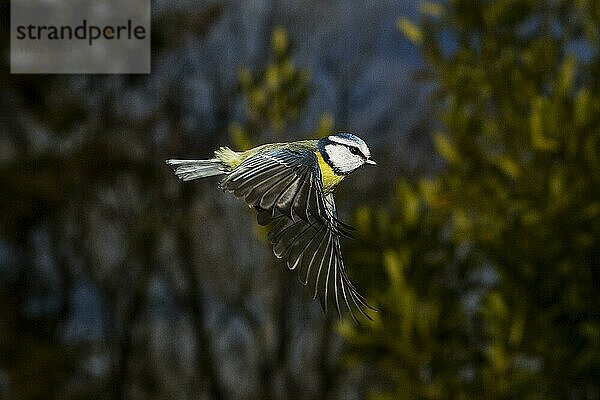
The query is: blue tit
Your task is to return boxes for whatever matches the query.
[166,132,377,322]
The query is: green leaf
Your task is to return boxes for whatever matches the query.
[395,181,420,226]
[397,17,423,44]
[383,249,407,289]
[271,26,289,56]
[421,1,444,17]
[557,55,576,96]
[487,292,508,321]
[574,88,591,127]
[228,122,252,150]
[433,132,460,164]
[493,156,521,178]
[508,306,526,347]
[529,97,559,152]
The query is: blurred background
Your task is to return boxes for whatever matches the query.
[0,0,599,399]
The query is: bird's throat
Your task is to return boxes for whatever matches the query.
[316,151,345,193]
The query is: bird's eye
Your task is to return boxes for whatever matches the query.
[349,147,361,156]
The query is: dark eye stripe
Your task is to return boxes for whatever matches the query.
[349,146,366,159]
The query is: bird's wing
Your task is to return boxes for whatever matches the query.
[219,148,374,321]
[267,194,375,322]
[219,148,353,237]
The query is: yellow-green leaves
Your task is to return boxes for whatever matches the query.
[418,178,442,210]
[433,131,461,164]
[233,26,330,150]
[312,112,334,139]
[228,122,253,150]
[271,26,289,57]
[395,180,420,226]
[574,88,592,127]
[529,97,559,152]
[557,55,576,96]
[508,306,526,347]
[383,249,409,290]
[492,155,521,178]
[233,26,310,139]
[397,17,422,44]
[346,2,600,398]
[354,206,372,232]
[421,1,444,17]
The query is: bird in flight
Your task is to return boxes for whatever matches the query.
[167,132,377,322]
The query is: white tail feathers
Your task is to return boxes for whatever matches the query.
[166,159,227,181]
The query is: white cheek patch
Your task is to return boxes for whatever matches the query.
[325,144,363,174]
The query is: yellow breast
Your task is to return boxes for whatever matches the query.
[316,151,345,193]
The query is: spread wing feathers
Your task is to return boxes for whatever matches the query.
[219,148,373,320]
[219,149,354,238]
[267,195,375,322]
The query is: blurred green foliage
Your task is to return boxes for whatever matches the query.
[230,26,333,150]
[346,1,600,398]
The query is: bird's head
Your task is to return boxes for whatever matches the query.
[317,133,376,175]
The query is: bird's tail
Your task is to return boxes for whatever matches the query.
[166,158,227,181]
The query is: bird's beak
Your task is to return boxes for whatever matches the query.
[365,159,377,166]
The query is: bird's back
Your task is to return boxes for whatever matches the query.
[215,140,318,169]
[214,139,343,193]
